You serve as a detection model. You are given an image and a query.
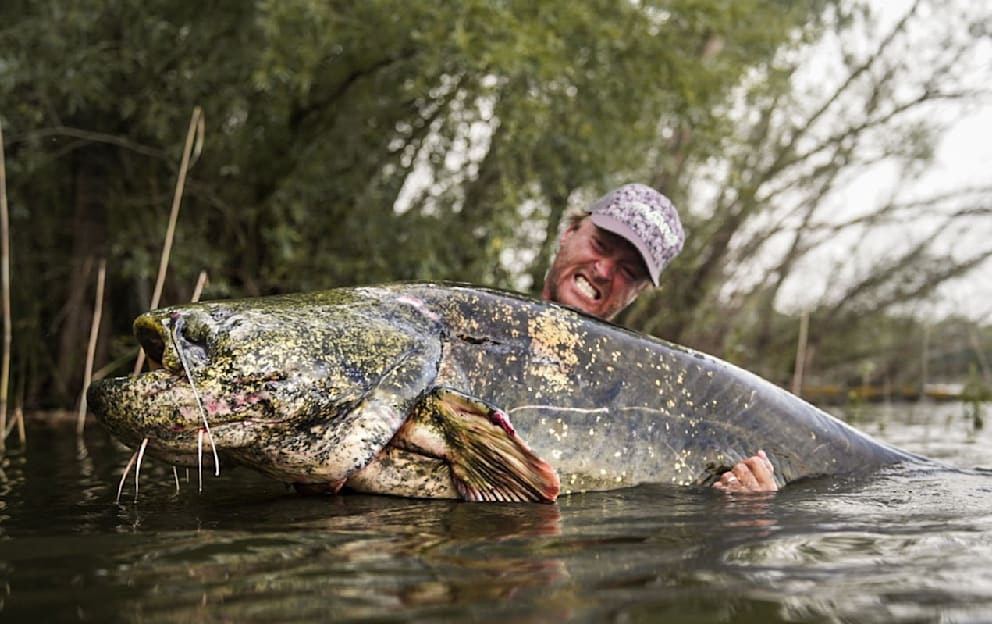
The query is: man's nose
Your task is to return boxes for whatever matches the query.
[592,257,617,280]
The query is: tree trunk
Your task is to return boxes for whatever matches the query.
[53,152,105,403]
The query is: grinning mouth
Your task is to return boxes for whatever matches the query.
[575,275,600,300]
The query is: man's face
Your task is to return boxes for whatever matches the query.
[541,218,651,320]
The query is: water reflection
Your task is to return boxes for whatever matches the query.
[0,405,991,622]
[97,497,572,621]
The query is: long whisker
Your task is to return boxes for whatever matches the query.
[134,437,149,502]
[171,318,221,476]
[197,429,204,493]
[205,430,219,477]
[116,451,138,504]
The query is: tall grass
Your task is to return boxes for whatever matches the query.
[77,259,106,434]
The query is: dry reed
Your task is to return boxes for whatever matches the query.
[791,311,810,396]
[134,106,204,375]
[0,120,11,449]
[77,259,106,434]
[191,270,208,303]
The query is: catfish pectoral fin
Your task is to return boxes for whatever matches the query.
[449,429,560,503]
[404,387,560,503]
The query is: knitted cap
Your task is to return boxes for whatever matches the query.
[587,184,684,286]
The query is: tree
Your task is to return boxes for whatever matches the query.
[617,0,992,386]
[1,0,824,407]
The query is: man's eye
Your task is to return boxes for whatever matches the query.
[591,238,604,252]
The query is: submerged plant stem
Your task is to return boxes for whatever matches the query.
[116,451,138,504]
[134,437,148,501]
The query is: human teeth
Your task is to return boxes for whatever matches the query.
[575,276,598,299]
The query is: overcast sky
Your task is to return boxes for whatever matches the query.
[774,0,992,321]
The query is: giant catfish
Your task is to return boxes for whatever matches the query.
[87,283,920,503]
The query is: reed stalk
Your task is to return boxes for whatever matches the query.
[5,398,24,445]
[0,121,11,449]
[14,388,24,446]
[791,311,810,396]
[191,270,208,303]
[134,106,204,375]
[77,259,106,434]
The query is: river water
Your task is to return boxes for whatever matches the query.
[1,402,990,623]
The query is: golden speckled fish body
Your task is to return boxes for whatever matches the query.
[88,283,916,502]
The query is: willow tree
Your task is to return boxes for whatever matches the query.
[618,0,992,385]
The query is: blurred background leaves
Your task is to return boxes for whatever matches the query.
[0,0,988,408]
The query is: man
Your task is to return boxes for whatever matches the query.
[542,183,684,321]
[541,184,777,493]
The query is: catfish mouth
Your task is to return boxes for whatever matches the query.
[92,311,236,463]
[86,371,213,468]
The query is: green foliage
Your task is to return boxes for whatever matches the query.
[5,0,986,410]
[1,0,825,406]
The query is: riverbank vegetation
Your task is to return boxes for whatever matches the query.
[0,0,989,411]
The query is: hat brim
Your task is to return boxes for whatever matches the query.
[588,213,660,286]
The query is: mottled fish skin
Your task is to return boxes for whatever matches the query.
[88,283,921,501]
[396,284,920,494]
[90,289,444,491]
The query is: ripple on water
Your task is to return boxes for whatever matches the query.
[3,408,992,623]
[717,466,992,623]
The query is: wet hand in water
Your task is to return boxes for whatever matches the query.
[712,450,778,493]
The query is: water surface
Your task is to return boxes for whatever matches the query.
[1,402,990,622]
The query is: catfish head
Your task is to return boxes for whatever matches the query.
[87,288,559,502]
[87,290,445,490]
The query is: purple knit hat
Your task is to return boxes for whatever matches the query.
[587,183,685,286]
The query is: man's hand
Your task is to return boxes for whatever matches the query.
[712,450,778,493]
